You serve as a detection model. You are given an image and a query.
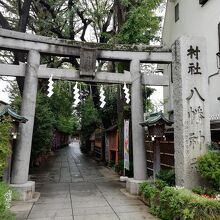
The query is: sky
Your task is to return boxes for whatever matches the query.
[0,79,10,103]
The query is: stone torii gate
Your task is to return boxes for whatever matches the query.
[0,29,171,199]
[0,29,210,200]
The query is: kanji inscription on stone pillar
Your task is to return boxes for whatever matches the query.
[173,36,210,188]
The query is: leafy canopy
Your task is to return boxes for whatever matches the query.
[116,0,163,44]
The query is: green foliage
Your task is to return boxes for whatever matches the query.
[3,81,21,111]
[0,182,16,220]
[26,81,80,161]
[80,96,101,151]
[142,182,159,200]
[49,81,73,117]
[5,80,80,164]
[116,0,163,44]
[80,96,101,131]
[192,186,218,197]
[49,81,79,134]
[98,86,118,129]
[139,181,160,209]
[0,117,12,177]
[31,92,55,160]
[143,86,156,113]
[56,115,78,134]
[159,187,220,220]
[197,151,220,189]
[208,142,220,151]
[154,179,168,191]
[156,169,175,186]
[140,183,220,219]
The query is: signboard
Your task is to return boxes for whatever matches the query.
[124,120,129,170]
[80,47,97,77]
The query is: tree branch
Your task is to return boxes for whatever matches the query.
[76,9,92,41]
[0,0,12,12]
[17,0,22,16]
[39,0,57,19]
[68,0,74,39]
[18,0,32,32]
[0,11,11,29]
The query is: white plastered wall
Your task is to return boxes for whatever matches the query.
[162,0,220,118]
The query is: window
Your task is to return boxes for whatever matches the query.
[175,3,179,22]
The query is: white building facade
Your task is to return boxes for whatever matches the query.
[163,0,220,123]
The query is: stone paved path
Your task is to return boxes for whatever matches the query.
[12,141,157,220]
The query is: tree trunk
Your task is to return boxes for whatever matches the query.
[18,0,32,32]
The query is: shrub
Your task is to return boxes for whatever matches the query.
[139,181,149,194]
[0,117,12,177]
[155,179,168,191]
[140,182,220,220]
[156,169,175,186]
[0,182,16,220]
[139,181,160,208]
[159,187,220,220]
[197,151,220,189]
[192,186,218,197]
[208,142,220,151]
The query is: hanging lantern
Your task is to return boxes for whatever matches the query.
[100,85,106,108]
[123,82,130,104]
[47,74,54,97]
[73,82,80,107]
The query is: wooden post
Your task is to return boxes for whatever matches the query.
[153,139,161,180]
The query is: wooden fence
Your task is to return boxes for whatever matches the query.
[145,132,174,177]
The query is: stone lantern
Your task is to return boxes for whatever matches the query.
[140,112,173,180]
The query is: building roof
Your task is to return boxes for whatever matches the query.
[140,112,173,127]
[0,105,28,123]
[0,100,8,105]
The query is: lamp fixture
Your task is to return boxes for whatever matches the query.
[217,52,220,69]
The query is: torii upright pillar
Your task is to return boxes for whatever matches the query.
[11,50,40,200]
[126,59,147,194]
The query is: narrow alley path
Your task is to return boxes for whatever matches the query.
[13,142,157,220]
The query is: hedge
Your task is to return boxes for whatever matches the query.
[139,182,220,220]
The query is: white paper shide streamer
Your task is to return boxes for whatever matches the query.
[73,82,80,107]
[99,85,106,108]
[123,82,130,104]
[47,74,54,97]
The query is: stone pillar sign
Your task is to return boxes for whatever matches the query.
[173,36,210,188]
